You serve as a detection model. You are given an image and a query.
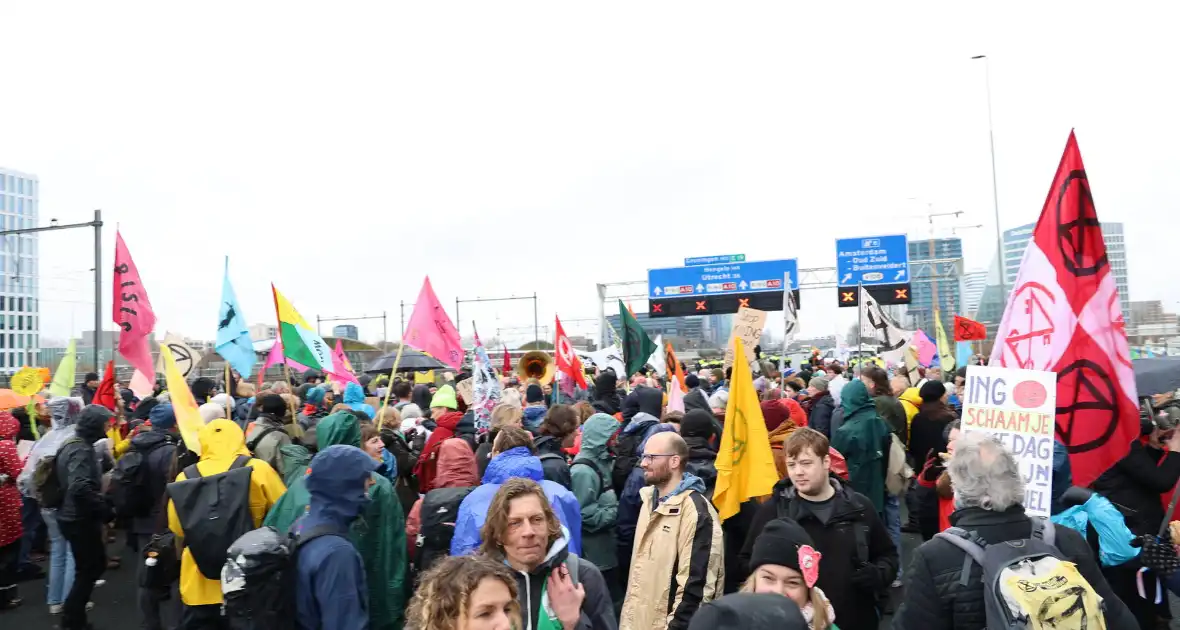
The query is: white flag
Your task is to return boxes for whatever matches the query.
[782,274,799,344]
[154,332,203,380]
[859,287,914,362]
[647,335,666,377]
[579,345,626,379]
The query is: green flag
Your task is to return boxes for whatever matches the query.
[619,301,657,377]
[50,339,77,397]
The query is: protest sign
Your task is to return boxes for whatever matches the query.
[724,307,767,369]
[455,378,474,405]
[962,365,1057,517]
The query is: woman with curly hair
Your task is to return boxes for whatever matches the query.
[406,555,520,630]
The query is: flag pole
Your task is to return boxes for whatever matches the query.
[856,281,863,360]
[224,362,232,419]
[379,342,407,411]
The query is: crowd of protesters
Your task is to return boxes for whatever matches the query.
[1,352,1178,630]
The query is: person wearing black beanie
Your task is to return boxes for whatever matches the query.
[909,378,958,541]
[687,593,808,630]
[682,373,711,414]
[743,519,836,629]
[590,371,622,416]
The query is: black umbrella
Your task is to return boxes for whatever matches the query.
[363,347,449,374]
[1133,357,1180,397]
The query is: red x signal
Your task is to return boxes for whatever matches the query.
[738,298,750,308]
[651,303,664,313]
[695,301,707,311]
[840,291,855,303]
[894,288,908,300]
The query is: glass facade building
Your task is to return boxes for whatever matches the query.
[0,168,39,373]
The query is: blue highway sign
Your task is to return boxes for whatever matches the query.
[648,258,798,299]
[836,234,909,286]
[684,253,746,266]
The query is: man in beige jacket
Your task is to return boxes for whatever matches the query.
[619,432,724,630]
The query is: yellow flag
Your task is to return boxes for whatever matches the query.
[49,339,77,397]
[934,309,956,372]
[713,337,779,520]
[161,345,205,456]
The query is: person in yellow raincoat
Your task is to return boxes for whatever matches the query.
[167,419,286,625]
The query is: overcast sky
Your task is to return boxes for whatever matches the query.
[2,3,1176,348]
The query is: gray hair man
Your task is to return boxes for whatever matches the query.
[892,432,1135,629]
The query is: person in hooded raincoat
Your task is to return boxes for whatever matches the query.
[830,380,891,517]
[570,413,623,610]
[263,410,408,630]
[167,419,286,626]
[450,428,582,558]
[0,412,24,609]
[590,371,623,417]
[343,382,376,418]
[293,445,379,630]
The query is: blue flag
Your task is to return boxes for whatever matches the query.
[956,341,972,369]
[215,258,256,377]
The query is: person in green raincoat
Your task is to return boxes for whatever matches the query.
[263,410,409,630]
[830,380,891,516]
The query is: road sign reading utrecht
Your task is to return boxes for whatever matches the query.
[836,234,909,286]
[648,258,798,299]
[684,253,746,266]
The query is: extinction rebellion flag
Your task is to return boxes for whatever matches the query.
[989,130,1138,487]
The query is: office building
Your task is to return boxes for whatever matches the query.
[0,168,40,373]
[1128,300,1179,342]
[1002,221,1130,319]
[333,324,359,340]
[960,270,988,318]
[907,237,962,338]
[249,323,278,341]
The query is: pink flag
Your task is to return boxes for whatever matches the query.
[911,330,937,367]
[128,369,154,400]
[113,232,157,384]
[258,340,311,386]
[667,380,685,413]
[404,276,464,369]
[327,339,360,385]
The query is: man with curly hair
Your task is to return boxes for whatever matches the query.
[480,477,616,630]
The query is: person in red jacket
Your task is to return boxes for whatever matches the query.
[916,420,960,534]
[415,385,465,493]
[0,412,25,610]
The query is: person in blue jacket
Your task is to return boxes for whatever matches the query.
[450,426,582,557]
[344,382,376,418]
[294,444,378,630]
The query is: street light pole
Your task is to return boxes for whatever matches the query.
[972,54,1006,300]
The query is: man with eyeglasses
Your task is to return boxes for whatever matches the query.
[619,432,723,630]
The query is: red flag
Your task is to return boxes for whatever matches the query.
[953,315,987,341]
[93,360,117,412]
[113,232,157,384]
[989,131,1138,487]
[554,316,587,389]
[502,346,512,377]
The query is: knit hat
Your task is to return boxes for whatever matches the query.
[525,384,545,404]
[808,376,829,392]
[687,593,807,630]
[681,409,715,439]
[259,393,287,417]
[148,403,177,431]
[685,373,700,389]
[919,380,947,403]
[306,386,325,406]
[84,372,100,384]
[750,519,821,586]
[430,385,458,410]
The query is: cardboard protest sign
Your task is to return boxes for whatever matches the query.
[455,378,474,405]
[724,307,767,369]
[962,365,1057,517]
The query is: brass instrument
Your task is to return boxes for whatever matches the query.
[516,351,555,385]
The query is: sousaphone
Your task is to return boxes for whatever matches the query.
[516,351,556,385]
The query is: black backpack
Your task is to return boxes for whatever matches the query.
[611,430,645,495]
[246,426,285,454]
[222,524,345,630]
[166,455,255,579]
[416,486,474,573]
[111,437,171,518]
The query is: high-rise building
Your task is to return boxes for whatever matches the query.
[1002,221,1130,319]
[907,238,962,338]
[0,168,40,374]
[960,270,988,318]
[333,324,359,340]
